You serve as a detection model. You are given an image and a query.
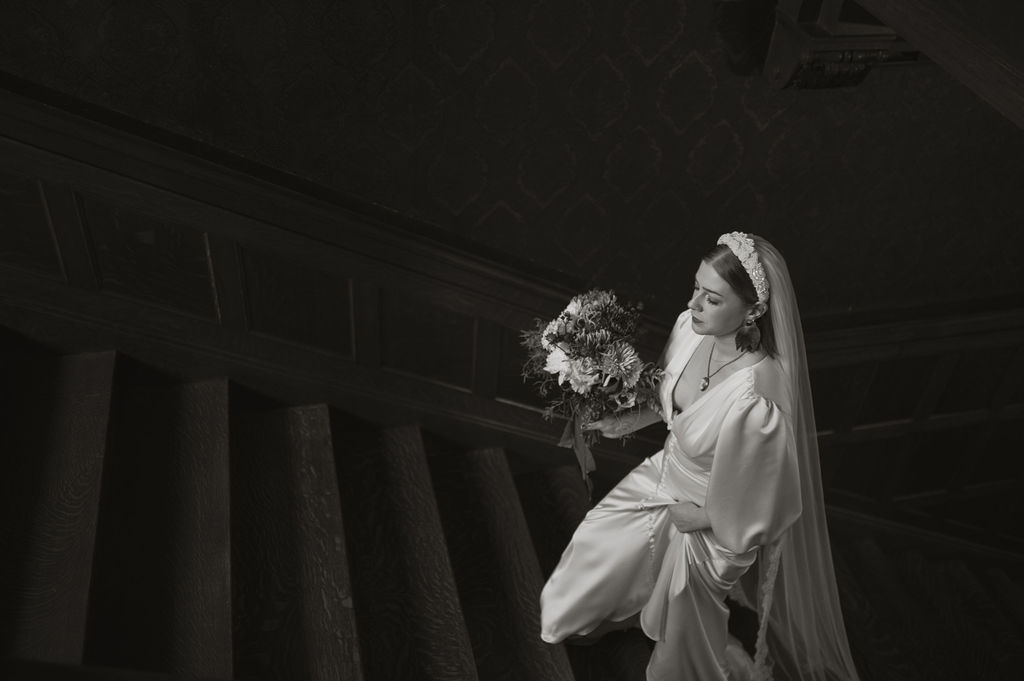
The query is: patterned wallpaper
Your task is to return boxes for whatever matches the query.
[2,0,1023,322]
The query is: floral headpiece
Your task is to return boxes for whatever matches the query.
[717,231,769,304]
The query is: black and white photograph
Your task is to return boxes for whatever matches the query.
[1,2,1022,680]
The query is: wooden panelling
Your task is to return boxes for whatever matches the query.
[78,194,216,318]
[900,427,980,496]
[241,247,353,357]
[495,325,545,410]
[379,289,475,390]
[1,85,1023,557]
[0,265,633,464]
[839,361,880,433]
[351,281,382,366]
[994,347,1024,407]
[965,420,1023,486]
[933,344,1021,415]
[944,490,1024,543]
[856,355,936,425]
[471,319,502,398]
[818,439,857,490]
[809,364,866,433]
[0,93,578,334]
[203,235,246,330]
[911,353,959,421]
[830,435,910,501]
[0,170,62,277]
[38,183,99,289]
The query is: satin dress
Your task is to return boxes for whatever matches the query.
[540,311,802,681]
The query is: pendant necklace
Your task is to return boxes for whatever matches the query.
[700,343,747,392]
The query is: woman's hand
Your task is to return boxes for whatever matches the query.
[667,501,711,533]
[581,414,634,439]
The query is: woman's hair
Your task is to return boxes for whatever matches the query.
[703,242,778,357]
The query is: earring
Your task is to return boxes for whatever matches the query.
[735,318,761,352]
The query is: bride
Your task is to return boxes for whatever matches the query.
[540,233,860,681]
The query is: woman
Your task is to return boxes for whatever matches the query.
[540,233,860,681]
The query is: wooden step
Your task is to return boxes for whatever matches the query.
[230,401,362,681]
[831,548,920,681]
[984,566,1024,632]
[844,538,948,680]
[514,465,591,579]
[0,658,231,681]
[515,464,632,681]
[594,630,651,681]
[934,559,1023,678]
[83,372,232,678]
[428,441,574,681]
[891,550,991,681]
[332,417,477,681]
[0,351,115,664]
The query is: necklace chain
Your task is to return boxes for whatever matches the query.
[700,342,746,392]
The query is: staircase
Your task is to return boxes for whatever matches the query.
[0,333,575,681]
[2,331,1024,681]
[830,533,1024,681]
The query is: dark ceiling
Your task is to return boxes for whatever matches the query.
[1,0,1023,327]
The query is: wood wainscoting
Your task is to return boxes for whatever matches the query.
[1,86,1023,554]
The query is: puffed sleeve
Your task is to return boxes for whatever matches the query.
[657,310,692,369]
[705,393,802,554]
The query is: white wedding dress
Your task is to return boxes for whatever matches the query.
[540,310,802,681]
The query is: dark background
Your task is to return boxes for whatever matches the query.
[2,0,1022,324]
[2,2,1024,679]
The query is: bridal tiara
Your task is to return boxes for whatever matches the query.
[717,231,769,304]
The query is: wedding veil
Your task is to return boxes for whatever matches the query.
[742,236,861,681]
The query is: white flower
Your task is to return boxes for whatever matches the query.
[566,357,600,394]
[541,319,559,349]
[544,346,569,375]
[565,299,582,316]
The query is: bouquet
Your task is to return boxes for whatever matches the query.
[521,289,663,484]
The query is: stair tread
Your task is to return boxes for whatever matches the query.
[832,548,923,681]
[12,329,1022,681]
[892,549,1010,681]
[936,559,1024,673]
[333,417,477,681]
[0,351,115,664]
[843,538,953,680]
[428,440,573,681]
[514,464,632,681]
[984,566,1024,632]
[84,376,232,678]
[230,401,362,681]
[595,630,651,681]
[514,465,590,579]
[0,658,233,681]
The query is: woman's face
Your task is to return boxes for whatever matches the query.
[687,260,752,338]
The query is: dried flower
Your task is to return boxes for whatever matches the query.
[521,288,663,447]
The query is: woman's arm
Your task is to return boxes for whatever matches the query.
[583,311,686,439]
[668,502,711,533]
[582,406,662,439]
[706,394,802,553]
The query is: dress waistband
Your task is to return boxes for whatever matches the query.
[663,432,710,486]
